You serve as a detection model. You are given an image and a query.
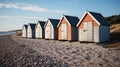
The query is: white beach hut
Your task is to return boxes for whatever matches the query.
[44,18,60,39]
[77,11,110,42]
[22,24,28,38]
[27,23,36,38]
[35,21,45,38]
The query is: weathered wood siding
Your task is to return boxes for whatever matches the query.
[22,27,27,38]
[78,12,110,43]
[35,24,42,38]
[27,25,35,38]
[72,27,78,41]
[58,17,71,40]
[78,29,83,41]
[27,25,32,38]
[45,21,54,39]
[78,13,99,42]
[93,27,99,42]
[54,28,58,40]
[99,26,110,42]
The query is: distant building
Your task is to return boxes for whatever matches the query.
[77,11,110,42]
[27,23,36,38]
[44,18,60,39]
[22,24,28,38]
[57,15,79,41]
[35,21,45,38]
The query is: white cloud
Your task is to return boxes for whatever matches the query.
[0,3,67,14]
[52,10,66,14]
[0,15,44,21]
[0,3,18,8]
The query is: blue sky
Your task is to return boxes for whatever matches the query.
[0,0,120,31]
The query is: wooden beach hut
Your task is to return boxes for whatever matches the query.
[27,23,36,38]
[22,24,28,38]
[77,11,110,42]
[35,21,45,38]
[57,15,79,41]
[44,18,60,39]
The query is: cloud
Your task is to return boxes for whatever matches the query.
[0,3,18,8]
[0,3,67,14]
[0,15,44,21]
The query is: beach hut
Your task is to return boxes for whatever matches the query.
[57,15,79,41]
[77,11,110,42]
[27,23,36,38]
[22,24,28,38]
[44,18,60,39]
[35,21,45,38]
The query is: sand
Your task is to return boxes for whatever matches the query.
[0,34,120,67]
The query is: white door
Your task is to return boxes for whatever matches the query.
[46,25,51,39]
[61,24,67,40]
[39,28,42,38]
[87,22,93,41]
[36,28,39,38]
[83,22,93,41]
[36,27,42,38]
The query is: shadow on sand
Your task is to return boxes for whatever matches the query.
[99,32,120,48]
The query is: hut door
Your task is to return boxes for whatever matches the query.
[83,22,93,41]
[39,28,42,38]
[87,22,93,41]
[46,25,51,39]
[61,24,67,40]
[37,28,40,38]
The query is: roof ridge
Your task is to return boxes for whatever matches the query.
[48,18,60,20]
[88,11,102,15]
[64,15,78,18]
[38,20,46,22]
[24,24,27,25]
[37,21,45,26]
[88,11,110,26]
[29,23,36,24]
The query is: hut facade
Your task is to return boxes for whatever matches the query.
[27,23,36,38]
[35,21,45,38]
[77,11,110,42]
[57,15,79,41]
[22,24,28,38]
[44,18,60,39]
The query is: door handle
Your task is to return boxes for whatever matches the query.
[84,30,87,32]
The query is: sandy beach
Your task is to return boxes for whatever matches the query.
[0,34,120,67]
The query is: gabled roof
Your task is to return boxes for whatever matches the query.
[22,24,28,30]
[77,11,110,26]
[36,21,46,29]
[49,19,60,28]
[29,23,36,30]
[24,25,28,29]
[44,18,60,28]
[57,15,79,27]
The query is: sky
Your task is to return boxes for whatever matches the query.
[0,0,120,31]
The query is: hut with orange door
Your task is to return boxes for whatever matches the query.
[57,15,79,41]
[77,11,110,42]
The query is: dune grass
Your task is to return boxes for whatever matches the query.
[110,24,120,40]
